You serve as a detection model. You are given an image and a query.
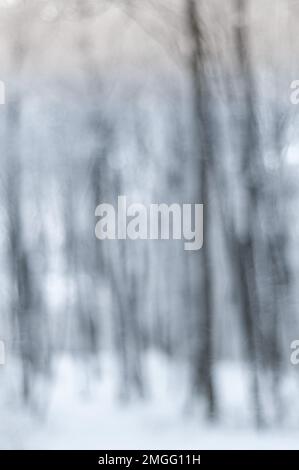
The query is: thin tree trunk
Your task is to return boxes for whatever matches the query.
[186,0,216,419]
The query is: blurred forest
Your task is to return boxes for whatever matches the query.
[1,0,299,448]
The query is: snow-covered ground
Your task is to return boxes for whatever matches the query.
[1,353,299,450]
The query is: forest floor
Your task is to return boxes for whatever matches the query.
[1,352,299,449]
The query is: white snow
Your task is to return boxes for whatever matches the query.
[1,352,299,450]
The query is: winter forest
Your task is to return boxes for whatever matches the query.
[1,0,299,450]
